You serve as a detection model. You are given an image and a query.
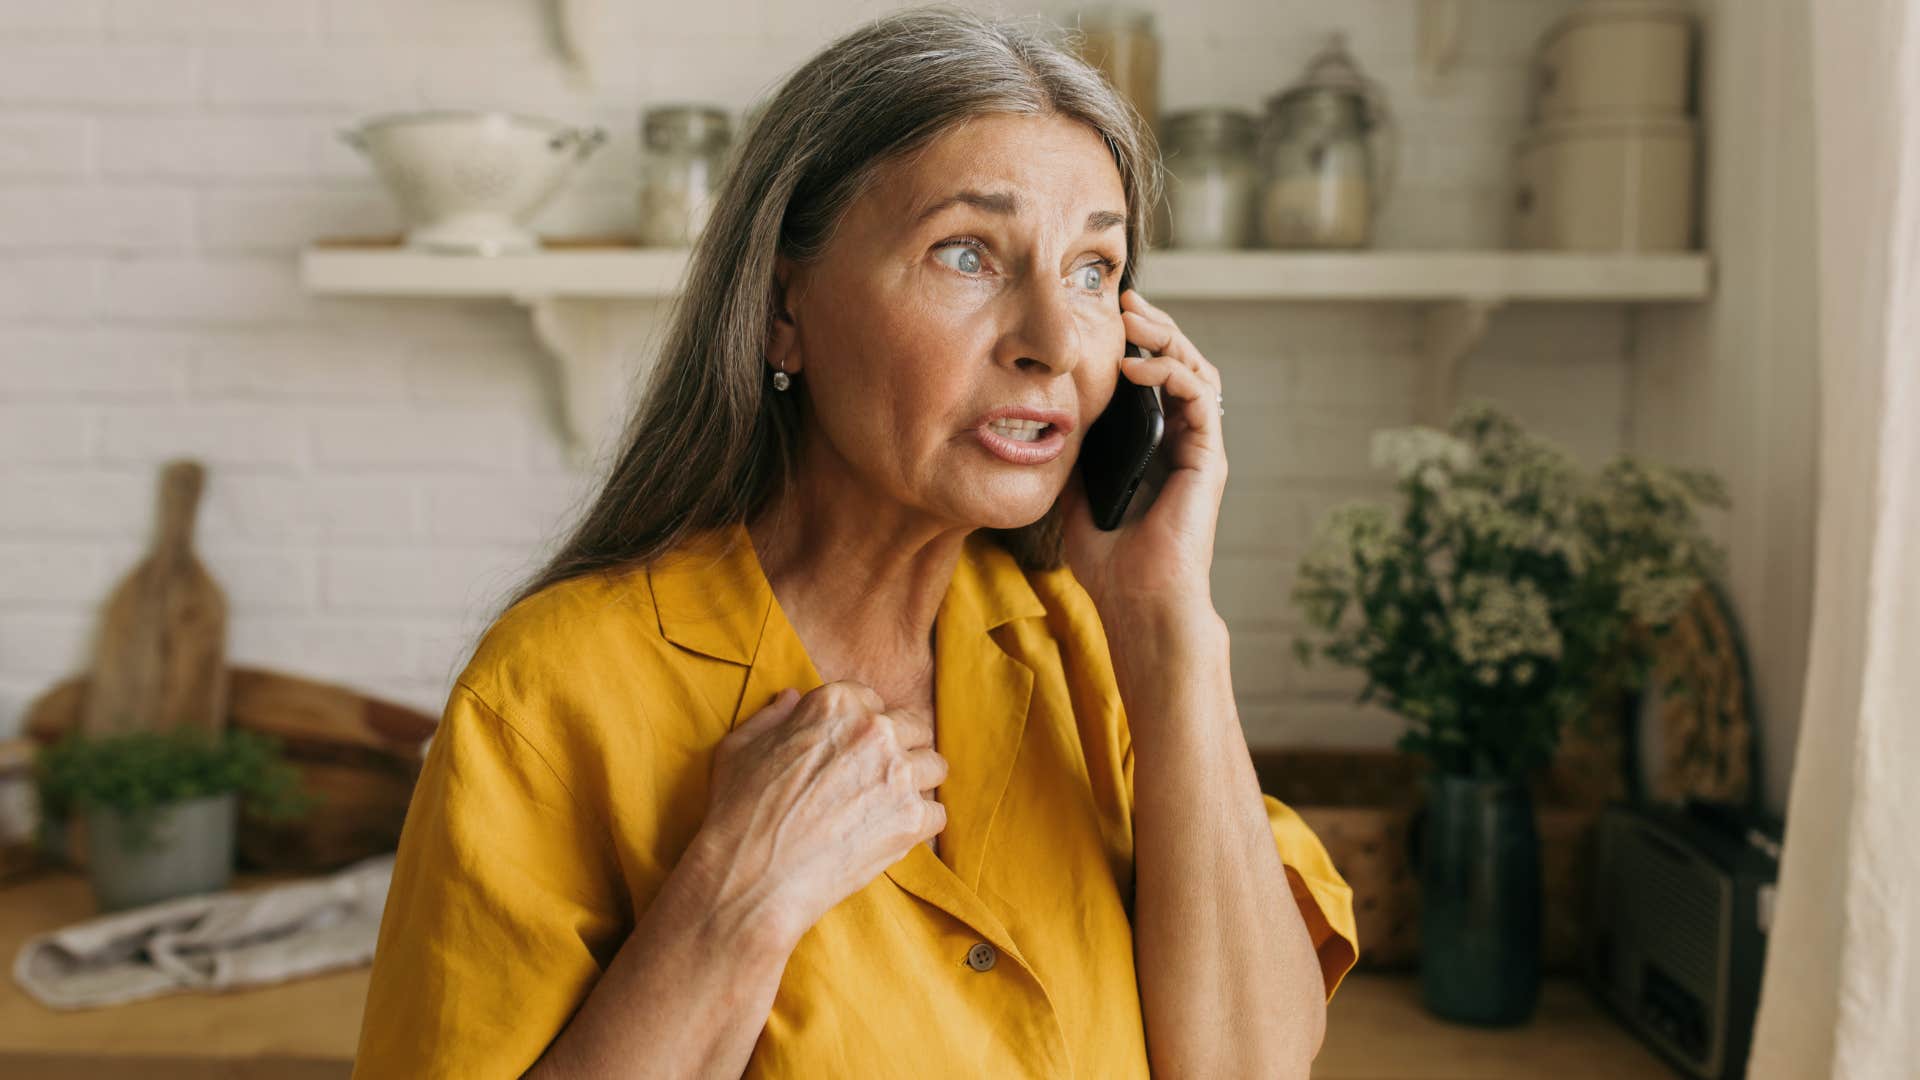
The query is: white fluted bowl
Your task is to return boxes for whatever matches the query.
[342,110,606,255]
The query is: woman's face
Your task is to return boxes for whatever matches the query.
[769,112,1130,532]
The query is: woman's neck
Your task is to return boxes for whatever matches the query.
[746,467,967,693]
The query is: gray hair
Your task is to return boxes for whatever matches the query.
[493,3,1163,620]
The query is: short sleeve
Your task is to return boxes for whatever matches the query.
[1262,792,1360,1001]
[1122,741,1361,1003]
[352,683,627,1080]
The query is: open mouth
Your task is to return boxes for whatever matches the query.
[974,419,1067,464]
[984,417,1054,442]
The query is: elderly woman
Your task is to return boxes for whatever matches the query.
[354,8,1357,1078]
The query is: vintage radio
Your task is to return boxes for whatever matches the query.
[1587,800,1780,1079]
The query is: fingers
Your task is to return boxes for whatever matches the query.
[1119,287,1224,439]
[734,686,801,735]
[903,745,948,794]
[1121,351,1223,437]
[883,700,935,750]
[1122,289,1223,397]
[918,795,949,841]
[791,679,934,751]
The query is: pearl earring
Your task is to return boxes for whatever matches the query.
[771,364,791,391]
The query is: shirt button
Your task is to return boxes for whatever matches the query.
[965,942,997,972]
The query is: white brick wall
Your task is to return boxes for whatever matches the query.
[0,0,1624,750]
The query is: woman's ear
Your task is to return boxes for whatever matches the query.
[768,254,803,377]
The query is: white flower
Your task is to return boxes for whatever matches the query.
[1618,558,1699,624]
[1446,574,1562,665]
[1371,427,1473,488]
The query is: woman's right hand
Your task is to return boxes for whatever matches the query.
[690,681,949,951]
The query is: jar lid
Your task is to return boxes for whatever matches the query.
[1515,112,1697,149]
[643,104,733,146]
[1284,33,1373,97]
[1070,3,1155,32]
[1265,33,1386,127]
[1542,0,1696,47]
[1163,108,1256,147]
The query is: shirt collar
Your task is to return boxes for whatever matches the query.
[647,521,1046,663]
[648,519,1051,960]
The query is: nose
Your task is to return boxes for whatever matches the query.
[997,273,1089,379]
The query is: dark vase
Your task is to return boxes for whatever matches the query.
[1412,770,1542,1025]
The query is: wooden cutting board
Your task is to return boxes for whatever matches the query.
[81,460,229,736]
[29,668,437,758]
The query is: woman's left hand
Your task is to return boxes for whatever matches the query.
[1062,287,1226,620]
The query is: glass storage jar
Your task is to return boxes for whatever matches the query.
[635,104,733,248]
[1162,108,1258,249]
[1256,35,1397,249]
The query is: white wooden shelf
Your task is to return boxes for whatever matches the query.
[301,245,1710,303]
[299,241,1712,467]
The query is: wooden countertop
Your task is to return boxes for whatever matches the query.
[0,869,1676,1079]
[0,869,366,1079]
[1315,972,1681,1078]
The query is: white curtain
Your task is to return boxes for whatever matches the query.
[1748,0,1920,1075]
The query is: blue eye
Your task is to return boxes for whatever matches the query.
[1077,262,1111,291]
[934,239,1120,291]
[935,239,987,275]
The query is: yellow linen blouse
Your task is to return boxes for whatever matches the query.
[352,522,1358,1078]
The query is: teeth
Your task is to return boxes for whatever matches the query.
[987,418,1049,442]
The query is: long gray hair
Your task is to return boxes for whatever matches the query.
[492,4,1162,622]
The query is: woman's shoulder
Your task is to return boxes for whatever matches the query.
[458,565,646,699]
[431,543,745,870]
[449,549,734,759]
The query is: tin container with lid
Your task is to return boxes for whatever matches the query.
[1512,113,1697,251]
[1533,0,1697,120]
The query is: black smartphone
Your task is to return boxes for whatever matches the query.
[1078,337,1165,531]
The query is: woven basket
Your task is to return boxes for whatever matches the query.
[1251,747,1600,974]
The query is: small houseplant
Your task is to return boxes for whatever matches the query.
[1291,404,1727,1024]
[34,727,313,911]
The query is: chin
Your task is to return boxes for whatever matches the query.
[959,482,1066,532]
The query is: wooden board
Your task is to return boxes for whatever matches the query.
[80,461,228,736]
[27,669,435,759]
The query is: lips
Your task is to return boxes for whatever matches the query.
[974,425,1066,465]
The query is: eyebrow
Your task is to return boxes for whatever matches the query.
[914,189,1127,234]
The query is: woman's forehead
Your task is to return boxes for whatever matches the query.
[880,118,1127,228]
[902,187,1129,238]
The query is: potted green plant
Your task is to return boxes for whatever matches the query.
[34,727,313,911]
[1291,404,1727,1025]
